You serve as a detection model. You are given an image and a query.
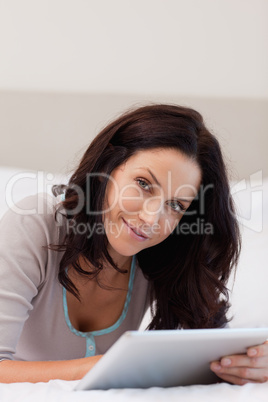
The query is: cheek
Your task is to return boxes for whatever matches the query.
[120,199,142,214]
[118,187,143,214]
[105,185,117,211]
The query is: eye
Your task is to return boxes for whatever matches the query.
[135,178,152,192]
[166,200,186,213]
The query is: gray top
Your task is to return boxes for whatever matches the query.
[0,193,150,361]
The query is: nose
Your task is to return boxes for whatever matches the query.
[138,198,162,226]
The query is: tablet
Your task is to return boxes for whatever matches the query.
[75,327,268,390]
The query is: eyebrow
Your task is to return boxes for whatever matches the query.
[146,168,161,187]
[146,168,192,204]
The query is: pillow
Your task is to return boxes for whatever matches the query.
[0,166,69,219]
[228,177,268,327]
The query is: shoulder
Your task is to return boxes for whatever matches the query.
[3,191,61,215]
[0,192,66,243]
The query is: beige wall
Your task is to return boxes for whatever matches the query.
[0,91,267,180]
[0,1,267,180]
[0,0,267,98]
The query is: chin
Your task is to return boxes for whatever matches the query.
[107,240,136,258]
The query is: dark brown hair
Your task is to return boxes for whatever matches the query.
[49,104,241,330]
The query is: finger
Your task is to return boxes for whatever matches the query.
[210,362,268,383]
[213,372,257,386]
[219,354,268,369]
[247,340,268,358]
[217,340,268,366]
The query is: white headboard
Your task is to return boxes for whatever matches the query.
[1,91,267,181]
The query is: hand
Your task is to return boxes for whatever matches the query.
[210,340,268,385]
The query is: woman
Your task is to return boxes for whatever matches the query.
[0,104,267,384]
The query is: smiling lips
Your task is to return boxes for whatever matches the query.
[122,218,150,241]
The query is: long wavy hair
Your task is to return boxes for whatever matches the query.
[47,104,241,330]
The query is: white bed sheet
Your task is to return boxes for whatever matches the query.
[1,379,268,402]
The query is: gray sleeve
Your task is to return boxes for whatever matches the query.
[0,194,55,360]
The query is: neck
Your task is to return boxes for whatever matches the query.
[106,247,133,273]
[112,258,132,273]
[98,252,132,290]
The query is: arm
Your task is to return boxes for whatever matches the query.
[210,340,268,384]
[0,194,55,363]
[0,194,101,382]
[0,355,102,383]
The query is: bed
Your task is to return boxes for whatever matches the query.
[1,166,268,400]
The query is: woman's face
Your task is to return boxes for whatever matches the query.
[103,148,201,262]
